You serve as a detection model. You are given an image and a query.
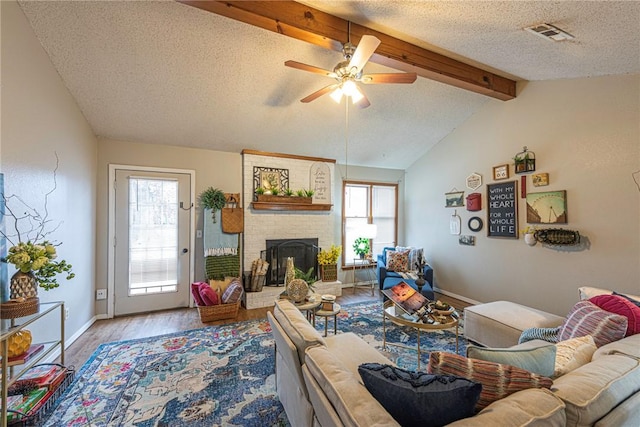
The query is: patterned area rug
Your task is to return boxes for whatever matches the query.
[44,300,467,426]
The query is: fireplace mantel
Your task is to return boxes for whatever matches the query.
[251,202,332,211]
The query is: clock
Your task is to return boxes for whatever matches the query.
[493,164,509,180]
[526,190,567,224]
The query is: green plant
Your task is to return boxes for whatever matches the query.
[304,189,315,197]
[6,241,74,291]
[317,245,341,265]
[271,188,280,196]
[352,238,370,256]
[199,187,226,222]
[255,187,265,195]
[295,267,317,290]
[284,188,294,196]
[296,189,306,197]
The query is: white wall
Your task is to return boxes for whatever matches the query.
[1,1,97,342]
[405,74,640,316]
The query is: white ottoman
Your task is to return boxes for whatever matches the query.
[464,301,565,348]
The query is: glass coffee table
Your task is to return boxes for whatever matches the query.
[382,300,459,370]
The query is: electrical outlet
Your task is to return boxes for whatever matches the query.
[196,229,202,238]
[65,308,69,320]
[96,289,107,300]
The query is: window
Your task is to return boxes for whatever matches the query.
[342,181,397,266]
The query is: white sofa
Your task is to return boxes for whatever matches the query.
[267,299,640,426]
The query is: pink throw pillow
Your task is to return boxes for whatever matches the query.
[590,294,640,336]
[558,301,627,347]
[191,282,206,306]
[199,283,220,306]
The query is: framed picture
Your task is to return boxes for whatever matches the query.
[526,190,567,224]
[532,173,549,187]
[445,191,464,208]
[466,173,482,190]
[459,235,476,246]
[253,167,289,194]
[492,164,509,181]
[486,181,518,238]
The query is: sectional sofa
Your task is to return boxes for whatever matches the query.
[268,293,640,426]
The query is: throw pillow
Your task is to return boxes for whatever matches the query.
[386,249,410,272]
[191,282,206,306]
[358,363,481,427]
[589,294,640,336]
[428,351,553,411]
[221,279,243,304]
[199,283,219,306]
[553,335,597,378]
[558,300,628,347]
[613,291,640,308]
[395,246,424,271]
[466,344,556,377]
[518,327,560,344]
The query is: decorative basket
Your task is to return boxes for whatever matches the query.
[197,300,241,322]
[321,264,337,282]
[0,298,40,319]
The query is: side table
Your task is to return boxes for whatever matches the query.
[283,293,321,322]
[314,303,341,337]
[352,259,376,296]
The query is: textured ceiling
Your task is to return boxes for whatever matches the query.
[17,1,640,169]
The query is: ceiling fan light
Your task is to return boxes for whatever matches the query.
[342,80,358,97]
[330,88,343,103]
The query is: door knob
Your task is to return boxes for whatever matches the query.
[182,248,188,254]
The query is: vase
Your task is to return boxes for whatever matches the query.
[284,257,295,286]
[7,329,32,358]
[10,271,38,299]
[286,278,309,303]
[321,264,337,282]
[524,233,537,246]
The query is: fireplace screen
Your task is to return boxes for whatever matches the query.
[263,239,319,285]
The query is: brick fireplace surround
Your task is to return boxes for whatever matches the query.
[241,150,342,308]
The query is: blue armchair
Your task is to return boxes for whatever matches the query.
[377,247,434,300]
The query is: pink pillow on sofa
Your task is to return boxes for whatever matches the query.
[558,301,627,347]
[191,282,206,306]
[589,294,640,336]
[199,283,219,306]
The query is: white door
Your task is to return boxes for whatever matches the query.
[113,169,191,316]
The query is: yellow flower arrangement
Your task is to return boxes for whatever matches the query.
[317,245,341,265]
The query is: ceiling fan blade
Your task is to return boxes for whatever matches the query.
[348,35,381,72]
[300,84,340,103]
[360,73,417,84]
[285,60,336,78]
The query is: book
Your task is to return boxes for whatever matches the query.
[3,344,45,367]
[15,364,66,390]
[3,387,48,421]
[381,281,430,316]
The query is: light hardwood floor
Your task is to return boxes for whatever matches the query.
[57,287,470,369]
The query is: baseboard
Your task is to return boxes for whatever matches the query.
[433,287,481,306]
[42,315,98,363]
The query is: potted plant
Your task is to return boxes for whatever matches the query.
[317,245,341,282]
[352,237,371,259]
[295,267,317,291]
[199,187,227,222]
[521,226,538,246]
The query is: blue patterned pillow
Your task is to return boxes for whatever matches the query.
[467,344,557,377]
[358,363,481,427]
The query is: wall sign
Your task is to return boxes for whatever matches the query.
[487,181,518,238]
[310,162,331,204]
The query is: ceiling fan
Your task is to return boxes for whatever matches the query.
[285,35,417,109]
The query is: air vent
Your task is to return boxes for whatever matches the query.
[524,23,574,42]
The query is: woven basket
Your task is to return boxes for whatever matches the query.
[0,297,40,319]
[321,264,338,282]
[197,300,241,322]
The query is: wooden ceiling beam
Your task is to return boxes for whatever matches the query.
[177,0,516,100]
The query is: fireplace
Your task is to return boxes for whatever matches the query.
[263,238,319,286]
